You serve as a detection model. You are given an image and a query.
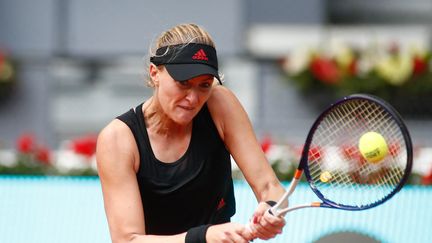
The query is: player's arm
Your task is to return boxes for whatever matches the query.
[97,120,187,243]
[207,85,285,203]
[208,86,287,240]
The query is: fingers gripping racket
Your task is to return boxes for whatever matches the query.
[270,94,412,216]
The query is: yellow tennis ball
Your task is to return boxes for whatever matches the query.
[358,132,388,163]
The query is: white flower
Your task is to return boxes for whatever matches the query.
[54,149,94,173]
[281,46,311,75]
[266,144,297,173]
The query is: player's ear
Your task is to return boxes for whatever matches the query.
[149,64,160,87]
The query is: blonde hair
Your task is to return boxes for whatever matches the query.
[144,23,218,87]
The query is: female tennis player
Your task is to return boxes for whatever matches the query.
[97,23,286,243]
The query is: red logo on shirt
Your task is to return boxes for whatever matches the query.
[217,198,225,210]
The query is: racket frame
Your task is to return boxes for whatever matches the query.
[270,94,413,216]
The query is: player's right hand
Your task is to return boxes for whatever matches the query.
[248,201,285,240]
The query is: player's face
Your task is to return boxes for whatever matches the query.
[155,66,214,125]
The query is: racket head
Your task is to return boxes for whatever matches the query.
[299,94,413,210]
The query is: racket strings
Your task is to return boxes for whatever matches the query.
[307,99,408,207]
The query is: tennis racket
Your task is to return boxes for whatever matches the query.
[268,93,413,216]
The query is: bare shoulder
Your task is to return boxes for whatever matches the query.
[98,119,135,151]
[208,85,244,113]
[97,119,139,173]
[208,85,236,103]
[207,85,248,139]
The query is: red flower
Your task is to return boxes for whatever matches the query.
[413,56,428,75]
[17,133,35,154]
[71,134,98,158]
[261,136,272,154]
[296,144,323,161]
[421,168,432,185]
[341,144,360,160]
[0,51,4,67]
[311,57,341,85]
[389,142,401,157]
[308,146,322,161]
[35,146,51,165]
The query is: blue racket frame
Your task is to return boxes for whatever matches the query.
[300,94,413,211]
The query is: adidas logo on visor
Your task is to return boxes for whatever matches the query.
[192,49,208,61]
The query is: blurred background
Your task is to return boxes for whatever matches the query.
[1,0,432,242]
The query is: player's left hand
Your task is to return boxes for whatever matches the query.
[249,202,286,240]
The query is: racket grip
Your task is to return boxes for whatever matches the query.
[268,209,274,215]
[268,206,279,216]
[266,200,277,216]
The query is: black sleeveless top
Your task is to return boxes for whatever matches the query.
[116,103,235,235]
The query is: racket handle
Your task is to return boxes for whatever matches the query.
[269,200,287,217]
[268,208,274,215]
[268,206,282,217]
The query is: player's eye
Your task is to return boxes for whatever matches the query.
[177,80,190,87]
[200,82,211,89]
